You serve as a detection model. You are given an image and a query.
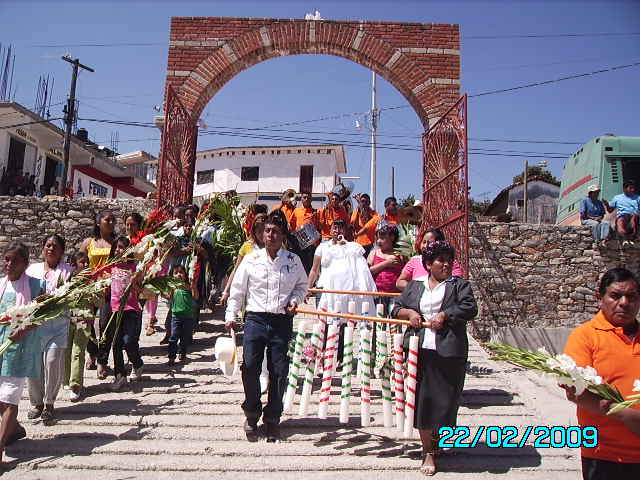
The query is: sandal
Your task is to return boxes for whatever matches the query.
[97,364,109,380]
[420,451,436,476]
[85,357,97,371]
[145,325,155,336]
[41,406,55,426]
[27,405,43,420]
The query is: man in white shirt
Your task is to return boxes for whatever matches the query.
[225,212,308,442]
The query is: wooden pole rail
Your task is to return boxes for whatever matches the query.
[307,288,401,298]
[295,307,425,328]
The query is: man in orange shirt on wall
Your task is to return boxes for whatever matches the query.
[563,267,640,479]
[351,193,379,256]
[318,192,349,240]
[290,191,320,274]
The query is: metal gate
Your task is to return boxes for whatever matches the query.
[156,85,198,208]
[421,95,469,277]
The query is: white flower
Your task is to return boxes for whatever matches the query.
[555,354,577,371]
[148,263,161,276]
[164,219,179,230]
[633,379,640,392]
[580,366,603,386]
[537,346,550,356]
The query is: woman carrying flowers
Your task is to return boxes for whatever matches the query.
[0,243,45,462]
[80,210,116,378]
[563,267,640,478]
[392,241,477,476]
[25,234,73,425]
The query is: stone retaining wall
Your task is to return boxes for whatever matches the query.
[0,196,154,261]
[469,222,637,350]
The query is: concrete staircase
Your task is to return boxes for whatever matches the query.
[5,303,582,479]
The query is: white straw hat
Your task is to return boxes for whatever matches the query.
[214,333,238,377]
[587,184,600,192]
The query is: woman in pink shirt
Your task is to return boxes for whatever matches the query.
[108,236,144,391]
[396,228,463,291]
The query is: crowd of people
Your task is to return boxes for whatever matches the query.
[581,180,640,247]
[0,186,638,478]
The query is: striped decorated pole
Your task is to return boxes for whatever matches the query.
[393,333,405,433]
[347,300,357,328]
[404,335,419,438]
[332,300,343,368]
[339,324,354,424]
[299,321,322,416]
[357,301,370,378]
[283,320,307,413]
[359,328,372,427]
[316,308,328,377]
[318,323,339,419]
[376,322,393,428]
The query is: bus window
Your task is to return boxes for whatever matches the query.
[621,157,640,188]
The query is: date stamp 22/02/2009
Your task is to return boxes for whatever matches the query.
[438,426,598,449]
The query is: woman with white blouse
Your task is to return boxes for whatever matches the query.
[392,241,477,476]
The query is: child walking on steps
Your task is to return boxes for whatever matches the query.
[63,251,91,402]
[109,236,144,391]
[167,264,198,366]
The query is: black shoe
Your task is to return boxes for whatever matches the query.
[264,422,280,443]
[160,335,170,345]
[243,419,259,442]
[6,425,26,445]
[167,357,176,366]
[27,405,43,420]
[179,353,187,363]
[41,407,55,426]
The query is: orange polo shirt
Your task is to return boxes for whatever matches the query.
[272,203,296,227]
[351,209,379,247]
[290,206,318,232]
[564,310,640,463]
[318,206,349,239]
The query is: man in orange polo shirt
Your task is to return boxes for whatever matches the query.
[318,192,349,240]
[351,193,379,256]
[290,191,319,273]
[564,267,640,479]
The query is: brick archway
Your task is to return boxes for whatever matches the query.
[158,16,460,206]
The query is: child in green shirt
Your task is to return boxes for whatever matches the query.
[167,264,198,365]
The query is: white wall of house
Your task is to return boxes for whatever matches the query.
[73,170,113,198]
[192,146,345,202]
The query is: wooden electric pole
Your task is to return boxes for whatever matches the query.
[61,55,94,196]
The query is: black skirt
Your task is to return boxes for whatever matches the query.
[414,348,467,430]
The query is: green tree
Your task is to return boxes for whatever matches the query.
[512,166,560,186]
[469,198,491,217]
[399,194,416,208]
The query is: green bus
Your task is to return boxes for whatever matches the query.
[556,135,640,225]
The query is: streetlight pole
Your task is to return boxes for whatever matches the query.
[369,71,378,209]
[523,159,528,223]
[61,55,94,196]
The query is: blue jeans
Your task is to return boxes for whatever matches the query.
[168,314,193,358]
[113,310,143,377]
[241,312,293,424]
[581,219,611,242]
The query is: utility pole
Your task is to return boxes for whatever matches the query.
[61,55,94,196]
[523,159,528,223]
[391,166,395,197]
[369,71,378,208]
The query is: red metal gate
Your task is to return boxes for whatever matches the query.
[421,95,469,278]
[156,85,198,208]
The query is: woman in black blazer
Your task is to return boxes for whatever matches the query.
[392,241,477,476]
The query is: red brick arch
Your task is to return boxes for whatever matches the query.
[158,16,460,206]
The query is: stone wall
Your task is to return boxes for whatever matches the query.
[0,196,154,261]
[469,222,637,351]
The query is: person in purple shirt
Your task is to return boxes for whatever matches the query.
[580,184,611,247]
[604,180,640,247]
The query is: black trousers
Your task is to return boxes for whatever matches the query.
[112,310,143,377]
[241,312,293,425]
[86,305,115,366]
[581,457,640,480]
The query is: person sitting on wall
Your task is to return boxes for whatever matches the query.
[580,184,611,247]
[603,180,640,248]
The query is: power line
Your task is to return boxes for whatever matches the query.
[0,118,64,129]
[469,61,640,98]
[465,32,640,39]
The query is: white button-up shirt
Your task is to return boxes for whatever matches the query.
[419,275,446,350]
[225,248,308,323]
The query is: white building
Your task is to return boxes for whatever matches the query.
[193,144,347,208]
[0,101,155,198]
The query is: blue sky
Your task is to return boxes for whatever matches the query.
[1,0,639,210]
